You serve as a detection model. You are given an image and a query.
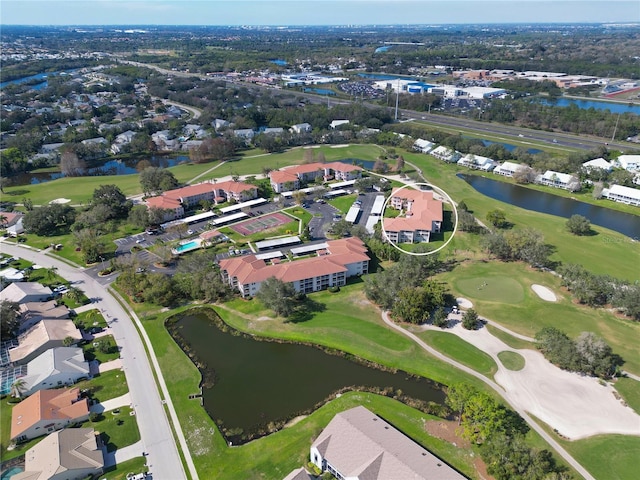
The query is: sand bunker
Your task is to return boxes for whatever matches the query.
[49,198,71,204]
[330,144,349,148]
[531,284,557,302]
[456,297,473,309]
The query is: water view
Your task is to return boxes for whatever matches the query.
[168,310,445,444]
[458,174,640,239]
[541,98,640,115]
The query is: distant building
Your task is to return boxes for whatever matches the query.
[413,139,435,153]
[602,184,640,206]
[430,145,460,163]
[290,123,312,134]
[457,153,497,172]
[536,170,580,191]
[615,154,640,172]
[582,157,613,172]
[269,162,362,193]
[310,406,465,480]
[329,120,350,129]
[383,188,443,243]
[494,161,527,177]
[13,428,104,480]
[219,237,369,297]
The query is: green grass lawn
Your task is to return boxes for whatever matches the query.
[485,325,535,350]
[327,193,358,214]
[438,260,640,376]
[74,309,109,330]
[455,275,525,304]
[92,406,140,452]
[0,400,45,461]
[614,377,640,415]
[75,369,129,404]
[83,335,121,364]
[418,330,498,377]
[100,456,149,480]
[497,351,526,371]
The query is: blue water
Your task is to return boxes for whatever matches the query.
[541,98,640,115]
[481,140,542,155]
[303,88,335,95]
[375,46,392,53]
[337,158,375,170]
[0,72,51,88]
[0,467,23,480]
[176,241,199,253]
[270,59,287,66]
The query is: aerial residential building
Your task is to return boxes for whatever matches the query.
[614,154,640,172]
[10,387,90,442]
[413,139,435,153]
[290,123,312,134]
[219,237,370,297]
[582,157,613,172]
[310,406,465,480]
[329,119,350,129]
[9,320,82,365]
[602,184,640,206]
[19,347,90,397]
[13,428,104,480]
[145,180,258,221]
[430,145,461,163]
[457,153,497,171]
[19,301,70,333]
[536,170,581,191]
[269,162,362,193]
[383,188,443,243]
[494,161,527,177]
[1,282,52,304]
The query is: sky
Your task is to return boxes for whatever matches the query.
[1,1,639,26]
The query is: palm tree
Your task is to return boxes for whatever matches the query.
[10,379,28,399]
[64,286,84,304]
[45,266,58,282]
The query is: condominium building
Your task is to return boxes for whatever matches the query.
[383,188,443,243]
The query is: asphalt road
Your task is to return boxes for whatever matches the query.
[1,243,191,480]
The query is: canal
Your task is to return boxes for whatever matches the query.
[168,309,445,444]
[458,174,640,239]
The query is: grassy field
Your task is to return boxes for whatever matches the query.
[94,406,140,453]
[497,351,526,371]
[485,325,535,350]
[82,334,120,364]
[100,457,149,480]
[75,369,129,404]
[418,330,498,377]
[614,377,640,415]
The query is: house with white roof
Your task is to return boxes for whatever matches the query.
[19,347,90,397]
[457,153,497,172]
[1,282,52,304]
[602,184,640,206]
[310,406,465,480]
[582,157,613,172]
[615,154,640,172]
[413,138,435,153]
[536,170,580,191]
[13,428,104,480]
[494,161,526,177]
[290,123,312,134]
[329,120,350,129]
[430,145,461,163]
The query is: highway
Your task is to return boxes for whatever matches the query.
[1,243,193,480]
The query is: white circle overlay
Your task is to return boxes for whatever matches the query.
[380,182,458,256]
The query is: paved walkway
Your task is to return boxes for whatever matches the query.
[104,440,144,468]
[91,392,131,414]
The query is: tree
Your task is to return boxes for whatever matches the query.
[486,209,508,228]
[457,200,468,212]
[302,149,314,164]
[395,155,405,172]
[392,287,431,324]
[373,159,388,173]
[611,284,640,321]
[60,150,86,177]
[462,308,479,330]
[458,211,480,233]
[566,214,591,235]
[445,383,476,425]
[140,167,179,196]
[1,300,20,338]
[293,190,307,205]
[10,379,28,399]
[73,228,106,264]
[64,286,85,304]
[432,307,449,328]
[91,184,130,218]
[256,277,299,317]
[23,204,76,236]
[62,336,76,347]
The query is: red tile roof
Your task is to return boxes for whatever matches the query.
[383,188,443,233]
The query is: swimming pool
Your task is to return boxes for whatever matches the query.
[174,240,201,254]
[1,467,24,480]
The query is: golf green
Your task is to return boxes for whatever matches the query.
[455,276,525,304]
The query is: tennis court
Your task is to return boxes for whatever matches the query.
[230,212,292,236]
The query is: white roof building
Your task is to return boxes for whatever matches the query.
[413,139,435,153]
[494,161,526,177]
[430,145,461,163]
[582,158,613,171]
[602,184,640,206]
[457,153,497,171]
[615,155,640,172]
[310,406,465,480]
[536,170,580,191]
[330,120,350,129]
[1,282,52,304]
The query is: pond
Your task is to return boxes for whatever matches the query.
[11,155,190,185]
[540,98,640,115]
[168,309,445,445]
[458,173,640,239]
[337,158,375,170]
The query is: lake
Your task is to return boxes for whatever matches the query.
[11,155,189,185]
[458,174,640,239]
[168,309,445,444]
[541,98,640,115]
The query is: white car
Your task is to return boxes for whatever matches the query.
[187,229,194,235]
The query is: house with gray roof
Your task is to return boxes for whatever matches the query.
[310,406,465,480]
[20,347,90,397]
[13,428,104,480]
[1,282,52,304]
[9,319,82,365]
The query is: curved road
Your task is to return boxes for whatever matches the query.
[1,243,194,480]
[381,311,595,480]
